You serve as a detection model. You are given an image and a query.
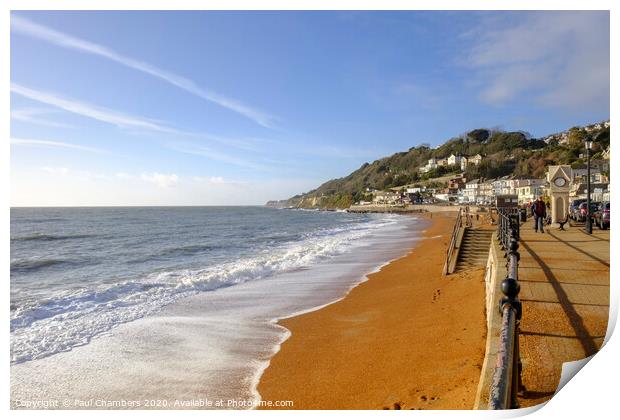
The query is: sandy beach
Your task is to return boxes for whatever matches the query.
[258,212,487,410]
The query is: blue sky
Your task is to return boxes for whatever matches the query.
[10,11,610,206]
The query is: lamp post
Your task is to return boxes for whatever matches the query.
[585,137,593,234]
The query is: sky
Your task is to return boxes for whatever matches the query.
[10,11,610,206]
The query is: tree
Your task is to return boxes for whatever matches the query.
[467,128,490,143]
[567,127,587,148]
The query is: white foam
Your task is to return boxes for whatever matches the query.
[11,214,400,364]
[11,214,426,409]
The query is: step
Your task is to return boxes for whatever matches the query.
[458,255,488,260]
[458,259,487,263]
[459,248,489,253]
[453,228,494,273]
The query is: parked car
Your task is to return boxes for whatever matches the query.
[578,201,601,222]
[569,199,587,220]
[593,202,610,230]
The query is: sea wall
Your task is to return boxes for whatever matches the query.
[347,204,461,213]
[473,233,505,409]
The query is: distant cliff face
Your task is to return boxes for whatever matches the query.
[265,121,610,210]
[265,200,292,208]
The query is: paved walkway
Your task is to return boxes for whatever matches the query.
[517,222,610,407]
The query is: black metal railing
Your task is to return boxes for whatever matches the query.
[489,208,523,410]
[497,208,520,251]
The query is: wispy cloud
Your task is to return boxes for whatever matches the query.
[460,12,609,109]
[10,83,276,153]
[11,107,75,128]
[116,172,241,188]
[40,166,70,176]
[191,175,247,186]
[10,83,182,134]
[11,15,277,128]
[392,83,444,110]
[169,143,271,171]
[11,83,283,168]
[140,172,179,188]
[11,137,108,154]
[38,166,108,180]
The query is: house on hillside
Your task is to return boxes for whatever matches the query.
[406,187,424,194]
[515,177,547,204]
[590,159,610,173]
[372,191,401,205]
[447,154,462,167]
[460,156,468,171]
[447,174,466,191]
[419,157,438,174]
[469,154,483,166]
[460,154,483,170]
[492,176,511,196]
[463,178,481,204]
[570,182,610,202]
[571,164,606,184]
[406,186,426,204]
[602,146,610,160]
[479,179,495,205]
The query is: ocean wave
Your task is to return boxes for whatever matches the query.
[10,257,75,273]
[126,244,223,263]
[11,232,98,242]
[10,215,401,364]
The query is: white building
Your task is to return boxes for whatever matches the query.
[447,154,462,166]
[479,180,495,205]
[406,187,425,194]
[463,178,481,203]
[372,191,401,205]
[419,157,438,174]
[469,154,483,166]
[602,146,610,160]
[492,176,511,196]
[460,154,483,171]
[516,183,546,205]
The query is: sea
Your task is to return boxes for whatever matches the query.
[10,206,426,409]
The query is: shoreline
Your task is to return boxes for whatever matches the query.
[11,211,425,408]
[257,212,487,410]
[247,214,429,405]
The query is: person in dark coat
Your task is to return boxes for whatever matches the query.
[531,196,547,233]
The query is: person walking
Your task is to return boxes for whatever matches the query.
[531,196,546,233]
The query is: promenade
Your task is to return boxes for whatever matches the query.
[517,223,610,407]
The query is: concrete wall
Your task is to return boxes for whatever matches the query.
[474,234,506,409]
[348,204,461,213]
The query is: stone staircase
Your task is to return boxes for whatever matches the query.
[454,228,494,272]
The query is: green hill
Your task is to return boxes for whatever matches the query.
[270,121,610,209]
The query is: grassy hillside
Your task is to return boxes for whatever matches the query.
[277,122,610,209]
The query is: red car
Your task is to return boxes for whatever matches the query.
[593,202,610,230]
[578,202,600,222]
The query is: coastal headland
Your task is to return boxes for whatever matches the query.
[258,212,487,409]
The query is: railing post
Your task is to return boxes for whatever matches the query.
[502,234,522,409]
[489,207,523,409]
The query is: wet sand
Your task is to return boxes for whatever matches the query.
[257,212,487,410]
